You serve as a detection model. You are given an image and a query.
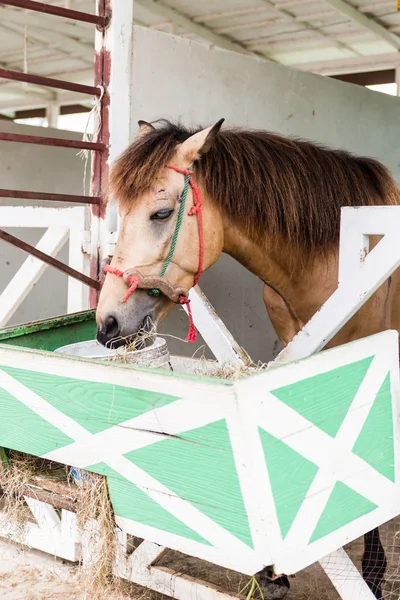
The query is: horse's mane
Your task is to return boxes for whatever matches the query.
[110,119,400,253]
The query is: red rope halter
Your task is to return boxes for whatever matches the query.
[104,266,141,304]
[104,165,204,342]
[167,165,204,287]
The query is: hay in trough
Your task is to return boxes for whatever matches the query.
[191,353,267,380]
[0,451,58,539]
[74,470,123,599]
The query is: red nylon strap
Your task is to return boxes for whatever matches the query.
[104,265,140,304]
[179,295,197,342]
[104,266,124,278]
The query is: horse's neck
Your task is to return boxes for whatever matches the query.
[223,223,339,325]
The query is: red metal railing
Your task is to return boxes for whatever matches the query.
[89,0,111,305]
[0,0,111,293]
[0,230,101,290]
[0,68,102,96]
[0,131,106,151]
[0,0,107,26]
[0,189,101,205]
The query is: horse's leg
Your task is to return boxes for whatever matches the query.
[256,568,290,599]
[362,528,387,599]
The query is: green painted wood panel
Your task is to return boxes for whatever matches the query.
[2,365,178,433]
[271,357,374,437]
[352,373,395,482]
[0,310,96,351]
[309,482,378,543]
[0,330,397,576]
[259,428,319,539]
[89,462,211,545]
[125,419,253,548]
[0,386,73,455]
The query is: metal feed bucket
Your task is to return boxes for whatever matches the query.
[54,337,171,370]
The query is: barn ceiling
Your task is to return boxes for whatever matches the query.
[0,0,399,116]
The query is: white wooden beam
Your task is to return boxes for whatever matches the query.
[104,0,136,243]
[0,90,91,113]
[123,540,240,600]
[188,286,250,366]
[320,0,400,50]
[0,19,94,64]
[0,501,80,562]
[0,5,93,45]
[0,227,68,327]
[257,0,360,56]
[133,0,253,56]
[274,207,400,364]
[319,549,376,600]
[0,207,86,229]
[46,102,60,128]
[193,0,395,22]
[68,227,90,314]
[292,52,400,75]
[0,83,54,101]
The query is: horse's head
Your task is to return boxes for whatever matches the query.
[96,119,225,347]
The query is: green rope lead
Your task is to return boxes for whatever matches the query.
[148,167,193,297]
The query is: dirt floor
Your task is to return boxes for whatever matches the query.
[1,520,399,599]
[0,537,338,600]
[0,539,82,600]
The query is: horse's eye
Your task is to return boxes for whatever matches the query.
[150,209,174,221]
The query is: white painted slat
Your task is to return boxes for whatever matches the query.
[235,331,400,575]
[319,548,376,600]
[0,342,234,399]
[104,0,135,240]
[105,451,261,572]
[0,507,80,562]
[68,226,90,313]
[125,540,239,600]
[225,408,278,565]
[60,509,80,542]
[45,395,233,465]
[275,206,400,364]
[25,497,61,534]
[0,363,259,573]
[0,206,86,228]
[188,286,249,366]
[0,227,69,326]
[281,355,393,551]
[275,236,400,364]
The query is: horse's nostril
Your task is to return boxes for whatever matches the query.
[97,314,121,346]
[104,315,120,338]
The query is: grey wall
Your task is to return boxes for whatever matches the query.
[125,27,400,362]
[0,120,88,325]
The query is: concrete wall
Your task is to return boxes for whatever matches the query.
[0,120,88,326]
[125,27,400,362]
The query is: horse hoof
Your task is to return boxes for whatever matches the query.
[257,572,290,599]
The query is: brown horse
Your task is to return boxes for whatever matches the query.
[96,119,400,598]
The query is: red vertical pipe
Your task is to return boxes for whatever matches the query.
[90,0,111,308]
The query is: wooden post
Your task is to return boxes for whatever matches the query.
[0,447,8,472]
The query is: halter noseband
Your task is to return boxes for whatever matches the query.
[104,164,204,342]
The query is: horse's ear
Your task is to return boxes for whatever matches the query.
[137,120,155,138]
[180,118,225,163]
